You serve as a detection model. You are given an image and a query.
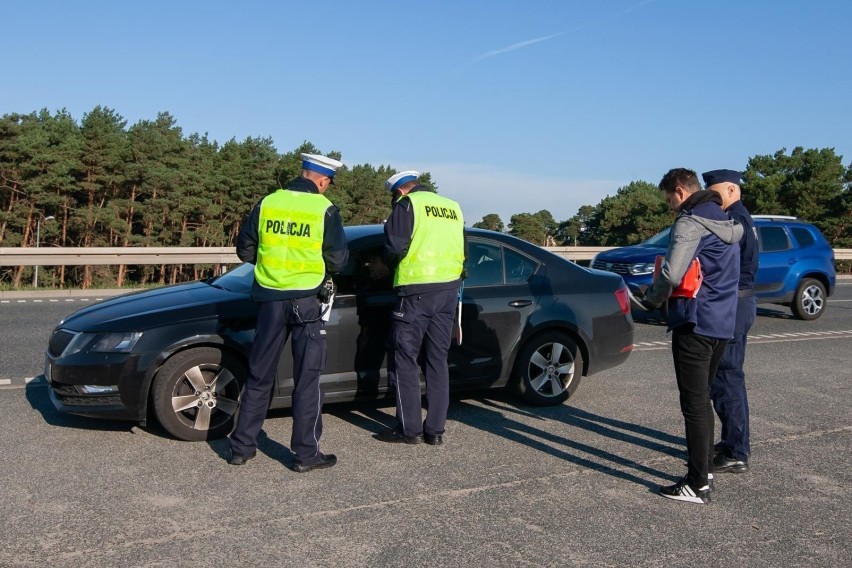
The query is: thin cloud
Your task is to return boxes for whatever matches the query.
[471,32,566,63]
[470,0,656,63]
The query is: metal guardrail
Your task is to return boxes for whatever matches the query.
[1,246,851,266]
[0,247,240,266]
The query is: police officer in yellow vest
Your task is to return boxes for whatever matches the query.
[376,171,465,446]
[229,153,349,472]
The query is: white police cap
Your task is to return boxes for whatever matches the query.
[300,153,344,180]
[385,170,420,192]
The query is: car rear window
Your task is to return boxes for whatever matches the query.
[758,226,791,252]
[505,248,537,284]
[790,227,816,248]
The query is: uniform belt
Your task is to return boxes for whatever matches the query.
[737,289,755,298]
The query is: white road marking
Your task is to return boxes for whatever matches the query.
[0,379,11,385]
[633,330,852,351]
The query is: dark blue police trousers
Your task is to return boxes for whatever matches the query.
[711,295,756,461]
[229,296,327,466]
[391,288,457,438]
[671,327,727,489]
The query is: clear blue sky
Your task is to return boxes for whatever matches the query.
[3,0,850,225]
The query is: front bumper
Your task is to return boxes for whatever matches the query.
[44,352,152,422]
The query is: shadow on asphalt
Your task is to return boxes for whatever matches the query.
[205,421,298,468]
[334,390,685,490]
[28,378,685,488]
[448,394,684,490]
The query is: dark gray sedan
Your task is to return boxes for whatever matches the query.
[45,225,634,441]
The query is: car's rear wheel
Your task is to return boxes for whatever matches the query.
[512,332,583,406]
[152,347,246,441]
[791,278,827,320]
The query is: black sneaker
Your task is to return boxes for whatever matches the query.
[659,477,711,504]
[713,452,749,474]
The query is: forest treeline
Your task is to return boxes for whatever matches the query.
[1,107,850,289]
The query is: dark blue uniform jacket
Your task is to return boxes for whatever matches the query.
[726,200,758,291]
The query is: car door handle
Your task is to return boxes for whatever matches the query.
[508,300,532,308]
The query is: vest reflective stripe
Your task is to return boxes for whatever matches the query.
[395,192,465,287]
[255,189,330,291]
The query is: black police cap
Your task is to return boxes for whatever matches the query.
[702,169,743,187]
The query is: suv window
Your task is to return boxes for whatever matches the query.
[758,226,791,252]
[790,227,816,248]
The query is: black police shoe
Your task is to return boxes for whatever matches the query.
[228,451,256,466]
[713,452,749,474]
[375,426,424,445]
[290,453,337,473]
[424,432,443,446]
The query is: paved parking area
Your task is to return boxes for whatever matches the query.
[1,321,850,567]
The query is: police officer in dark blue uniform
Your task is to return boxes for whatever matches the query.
[704,169,758,474]
[375,171,465,446]
[228,153,349,472]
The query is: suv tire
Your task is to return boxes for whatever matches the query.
[791,278,827,320]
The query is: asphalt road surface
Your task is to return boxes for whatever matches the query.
[0,284,850,566]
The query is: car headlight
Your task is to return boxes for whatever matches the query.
[627,262,655,275]
[63,331,143,355]
[90,332,143,353]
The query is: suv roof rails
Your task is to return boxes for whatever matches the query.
[752,214,799,220]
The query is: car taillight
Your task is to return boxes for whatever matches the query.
[615,286,630,315]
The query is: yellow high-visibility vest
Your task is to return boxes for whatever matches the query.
[395,191,464,287]
[255,189,329,291]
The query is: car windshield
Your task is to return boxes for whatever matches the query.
[642,227,671,247]
[206,263,254,293]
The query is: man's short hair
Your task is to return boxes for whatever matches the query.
[659,168,701,194]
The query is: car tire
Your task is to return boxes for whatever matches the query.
[152,347,247,441]
[512,331,583,406]
[791,278,827,320]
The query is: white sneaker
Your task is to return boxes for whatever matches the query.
[659,477,711,504]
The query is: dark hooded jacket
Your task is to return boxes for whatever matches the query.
[645,191,743,339]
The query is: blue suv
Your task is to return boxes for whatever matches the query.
[591,215,837,320]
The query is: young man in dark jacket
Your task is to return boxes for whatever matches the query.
[640,167,743,504]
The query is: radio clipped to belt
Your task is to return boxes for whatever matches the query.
[654,255,703,299]
[291,277,336,324]
[317,277,335,322]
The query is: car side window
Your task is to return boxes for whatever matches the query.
[790,227,816,248]
[758,226,791,252]
[348,245,393,294]
[505,248,537,284]
[465,241,503,286]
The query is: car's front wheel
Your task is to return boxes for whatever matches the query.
[152,347,246,441]
[791,278,827,320]
[512,332,583,406]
